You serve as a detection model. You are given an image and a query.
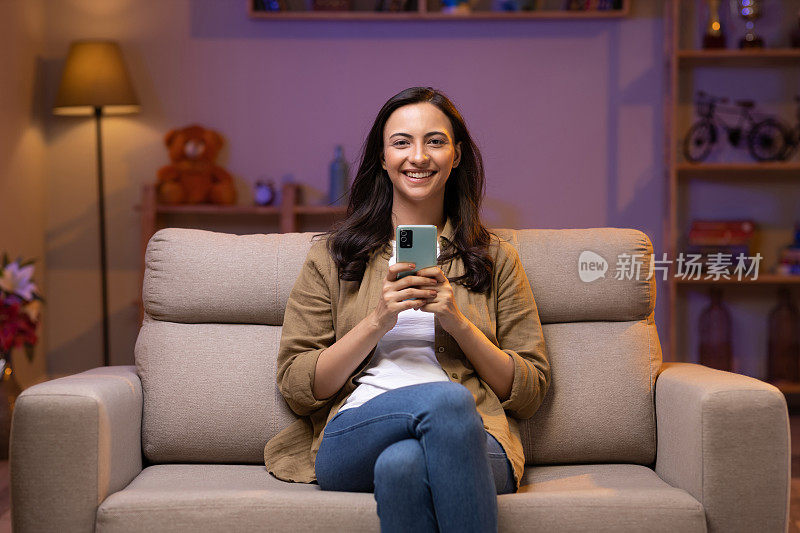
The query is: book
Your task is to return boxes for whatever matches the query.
[690,220,755,232]
[688,219,755,246]
[689,229,754,246]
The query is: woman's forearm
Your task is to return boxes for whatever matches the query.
[312,313,386,401]
[450,318,515,401]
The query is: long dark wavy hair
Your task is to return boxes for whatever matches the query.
[315,87,497,293]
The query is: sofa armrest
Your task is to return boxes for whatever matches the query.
[654,362,790,533]
[10,365,143,533]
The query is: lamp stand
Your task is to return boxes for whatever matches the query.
[94,106,111,367]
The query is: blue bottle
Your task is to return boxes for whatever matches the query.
[328,145,349,206]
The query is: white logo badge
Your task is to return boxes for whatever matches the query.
[578,251,608,282]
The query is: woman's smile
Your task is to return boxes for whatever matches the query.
[403,170,437,183]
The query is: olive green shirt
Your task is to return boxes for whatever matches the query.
[263,217,550,492]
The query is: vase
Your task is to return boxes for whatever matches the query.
[328,145,349,206]
[767,288,800,383]
[0,354,23,460]
[698,288,733,371]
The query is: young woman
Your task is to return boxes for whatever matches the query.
[264,87,550,532]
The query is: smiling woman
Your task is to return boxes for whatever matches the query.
[264,87,550,533]
[381,103,462,225]
[319,87,492,291]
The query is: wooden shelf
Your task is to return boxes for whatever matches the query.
[150,203,347,216]
[775,381,800,395]
[154,204,281,215]
[247,0,629,20]
[677,162,800,179]
[676,274,800,286]
[295,204,348,214]
[677,48,800,67]
[247,8,628,20]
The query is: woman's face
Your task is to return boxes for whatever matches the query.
[381,102,462,207]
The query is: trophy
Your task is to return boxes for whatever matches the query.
[731,0,764,48]
[703,0,726,49]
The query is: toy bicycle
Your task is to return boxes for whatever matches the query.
[683,90,788,163]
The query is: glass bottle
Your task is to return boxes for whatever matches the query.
[767,288,800,383]
[328,145,349,206]
[699,288,733,371]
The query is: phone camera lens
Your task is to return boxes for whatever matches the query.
[399,229,412,248]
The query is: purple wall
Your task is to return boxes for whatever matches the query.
[40,0,670,373]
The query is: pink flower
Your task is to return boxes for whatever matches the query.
[0,261,38,301]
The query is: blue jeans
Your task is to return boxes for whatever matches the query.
[315,381,515,533]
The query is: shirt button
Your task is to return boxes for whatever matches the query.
[437,346,445,352]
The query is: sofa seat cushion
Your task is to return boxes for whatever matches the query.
[510,464,706,532]
[96,464,704,532]
[96,464,380,532]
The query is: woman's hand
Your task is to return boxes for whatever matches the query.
[414,266,469,335]
[370,262,442,335]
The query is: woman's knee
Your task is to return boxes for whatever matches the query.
[420,382,483,437]
[373,439,428,488]
[424,381,477,414]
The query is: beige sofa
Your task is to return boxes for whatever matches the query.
[10,227,790,532]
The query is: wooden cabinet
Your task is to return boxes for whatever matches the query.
[135,183,347,324]
[247,0,629,20]
[664,0,800,392]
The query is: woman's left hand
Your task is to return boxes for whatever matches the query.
[414,266,469,335]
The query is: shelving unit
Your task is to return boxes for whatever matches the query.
[677,162,800,179]
[675,274,800,286]
[134,183,347,323]
[247,0,629,20]
[677,48,800,67]
[664,1,800,395]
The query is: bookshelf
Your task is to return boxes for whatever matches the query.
[664,0,800,395]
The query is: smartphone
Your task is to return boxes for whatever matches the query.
[396,225,437,280]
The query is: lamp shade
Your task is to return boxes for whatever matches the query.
[53,40,140,116]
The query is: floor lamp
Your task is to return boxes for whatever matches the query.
[53,41,140,367]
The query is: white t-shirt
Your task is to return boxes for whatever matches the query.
[338,239,449,413]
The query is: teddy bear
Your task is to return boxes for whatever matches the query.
[156,125,237,205]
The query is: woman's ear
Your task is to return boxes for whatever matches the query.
[453,141,462,168]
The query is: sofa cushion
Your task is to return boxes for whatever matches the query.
[135,319,295,464]
[138,228,660,466]
[495,228,656,324]
[143,229,313,326]
[526,318,661,465]
[136,317,659,467]
[143,227,655,326]
[95,464,704,533]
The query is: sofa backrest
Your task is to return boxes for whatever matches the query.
[136,227,661,467]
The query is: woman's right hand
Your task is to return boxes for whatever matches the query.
[370,262,439,334]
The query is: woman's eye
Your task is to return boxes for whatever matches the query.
[392,139,446,147]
